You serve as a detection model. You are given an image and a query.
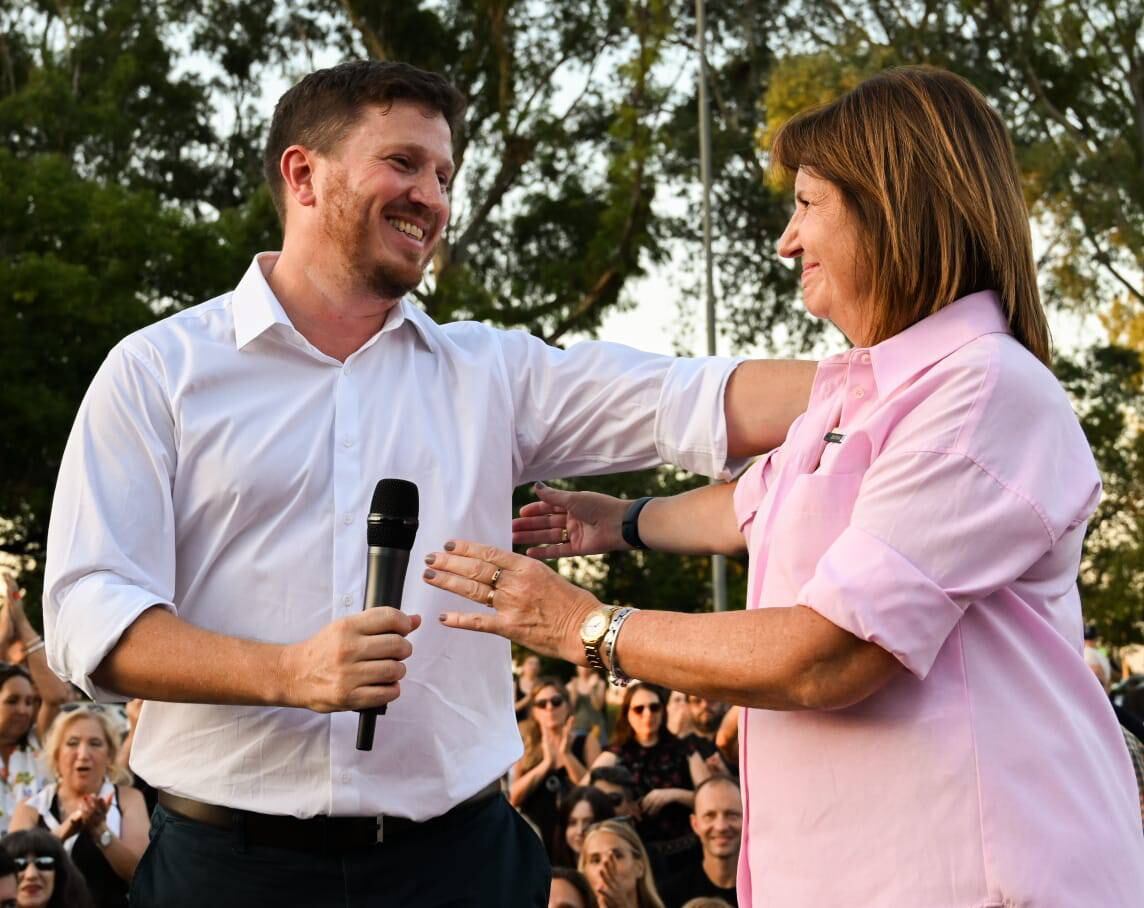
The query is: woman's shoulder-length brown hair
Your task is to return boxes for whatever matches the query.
[770,65,1051,365]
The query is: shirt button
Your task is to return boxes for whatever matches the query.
[860,353,871,364]
[343,513,353,525]
[343,365,352,375]
[340,771,351,783]
[342,595,353,607]
[343,438,354,448]
[854,387,866,398]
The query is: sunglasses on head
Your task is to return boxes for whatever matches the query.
[59,702,106,714]
[603,791,625,806]
[630,702,662,716]
[14,855,55,871]
[533,695,565,710]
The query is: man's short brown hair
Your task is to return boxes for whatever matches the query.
[263,60,466,223]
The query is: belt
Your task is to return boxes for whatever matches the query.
[157,779,503,853]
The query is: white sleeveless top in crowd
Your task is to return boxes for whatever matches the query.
[25,780,121,855]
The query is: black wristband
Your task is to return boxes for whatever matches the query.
[621,497,654,550]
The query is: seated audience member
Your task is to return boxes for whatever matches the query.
[0,665,52,836]
[0,849,16,908]
[589,766,642,822]
[552,785,616,867]
[580,819,665,908]
[592,684,707,853]
[9,707,147,908]
[569,665,609,745]
[659,778,741,908]
[0,578,72,744]
[678,696,730,776]
[512,678,593,853]
[549,867,596,908]
[1,828,94,907]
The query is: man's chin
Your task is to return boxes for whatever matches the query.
[365,264,424,300]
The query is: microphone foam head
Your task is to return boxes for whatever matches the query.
[368,479,419,550]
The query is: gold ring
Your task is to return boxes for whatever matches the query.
[490,568,502,588]
[486,588,495,606]
[560,527,569,543]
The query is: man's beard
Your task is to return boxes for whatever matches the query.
[321,171,432,299]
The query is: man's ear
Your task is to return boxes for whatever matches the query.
[690,812,701,836]
[280,145,319,210]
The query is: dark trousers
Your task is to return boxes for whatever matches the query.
[129,795,550,907]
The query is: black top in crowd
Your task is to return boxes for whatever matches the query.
[367,479,419,550]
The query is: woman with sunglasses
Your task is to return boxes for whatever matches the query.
[9,707,147,908]
[551,785,615,867]
[0,828,93,908]
[511,677,599,858]
[591,683,706,854]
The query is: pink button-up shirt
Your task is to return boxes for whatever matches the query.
[732,292,1144,906]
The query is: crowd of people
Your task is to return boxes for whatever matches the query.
[0,576,148,908]
[510,662,743,908]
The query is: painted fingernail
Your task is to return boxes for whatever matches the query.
[424,553,436,565]
[438,613,448,623]
[423,569,436,579]
[444,541,456,552]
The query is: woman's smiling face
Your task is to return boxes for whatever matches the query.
[777,167,870,345]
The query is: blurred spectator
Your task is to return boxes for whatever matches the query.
[680,899,732,908]
[569,666,608,744]
[9,707,147,907]
[659,778,740,908]
[1,828,94,907]
[678,696,730,777]
[0,849,16,908]
[514,654,543,722]
[552,786,615,867]
[1,577,72,744]
[0,666,51,836]
[549,867,595,908]
[511,678,594,853]
[665,692,693,739]
[589,766,642,823]
[591,684,707,853]
[580,818,665,908]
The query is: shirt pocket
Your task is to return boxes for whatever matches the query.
[764,437,873,598]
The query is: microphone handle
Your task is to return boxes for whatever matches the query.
[356,546,411,751]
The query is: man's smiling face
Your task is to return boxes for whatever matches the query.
[315,101,454,300]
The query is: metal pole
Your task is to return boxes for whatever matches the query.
[695,0,728,612]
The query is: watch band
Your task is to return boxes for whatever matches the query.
[602,606,637,687]
[621,497,654,550]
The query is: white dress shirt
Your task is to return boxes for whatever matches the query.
[44,253,742,820]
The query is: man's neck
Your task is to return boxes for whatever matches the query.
[266,247,400,362]
[703,852,737,889]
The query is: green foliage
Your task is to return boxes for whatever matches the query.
[1056,347,1144,643]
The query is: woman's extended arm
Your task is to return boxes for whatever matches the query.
[424,542,902,712]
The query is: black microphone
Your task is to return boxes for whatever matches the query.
[356,478,419,751]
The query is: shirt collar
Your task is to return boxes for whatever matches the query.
[231,252,438,355]
[863,291,1011,396]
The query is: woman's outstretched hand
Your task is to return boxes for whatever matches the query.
[512,482,632,559]
[422,539,601,662]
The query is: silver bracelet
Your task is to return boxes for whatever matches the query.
[602,607,637,687]
[24,639,45,656]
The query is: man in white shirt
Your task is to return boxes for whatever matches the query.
[44,61,811,907]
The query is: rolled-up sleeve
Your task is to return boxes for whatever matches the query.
[44,342,178,699]
[798,450,1058,679]
[498,329,746,482]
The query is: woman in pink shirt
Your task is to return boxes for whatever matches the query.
[423,66,1144,905]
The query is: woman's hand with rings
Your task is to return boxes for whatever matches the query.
[422,539,600,663]
[512,482,631,559]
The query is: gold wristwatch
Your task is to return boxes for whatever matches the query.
[580,605,620,672]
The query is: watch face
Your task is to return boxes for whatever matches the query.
[581,612,608,641]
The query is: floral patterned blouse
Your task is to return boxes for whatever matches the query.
[607,731,695,846]
[0,743,50,835]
